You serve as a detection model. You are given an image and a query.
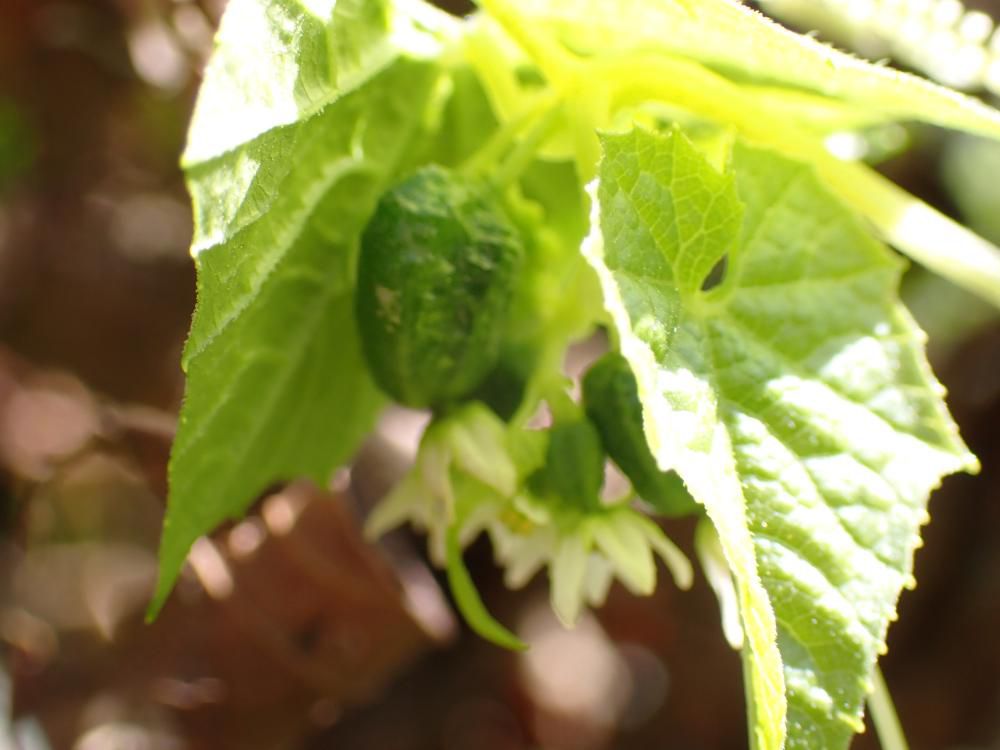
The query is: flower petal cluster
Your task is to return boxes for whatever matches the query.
[366,402,692,627]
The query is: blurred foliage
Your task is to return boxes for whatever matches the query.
[0,100,34,191]
[943,133,1000,244]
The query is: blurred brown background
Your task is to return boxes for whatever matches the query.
[0,1,998,748]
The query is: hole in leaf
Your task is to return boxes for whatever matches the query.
[701,255,728,292]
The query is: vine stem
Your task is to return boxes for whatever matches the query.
[460,96,548,176]
[491,100,563,190]
[868,666,910,750]
[476,0,581,89]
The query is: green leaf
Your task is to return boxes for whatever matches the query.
[583,126,976,749]
[492,0,1000,139]
[475,0,1000,309]
[182,0,452,165]
[582,125,786,750]
[151,0,454,615]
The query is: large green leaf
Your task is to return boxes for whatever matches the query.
[151,0,455,614]
[472,0,1000,311]
[488,0,1000,139]
[582,126,786,750]
[583,126,977,749]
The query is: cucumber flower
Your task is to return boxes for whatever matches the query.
[486,491,694,627]
[366,401,693,633]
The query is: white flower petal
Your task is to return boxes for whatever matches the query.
[636,513,694,591]
[591,511,656,595]
[695,518,744,650]
[550,533,590,628]
[364,474,426,539]
[582,555,615,607]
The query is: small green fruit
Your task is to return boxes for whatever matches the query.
[355,166,524,409]
[529,418,606,512]
[583,352,699,517]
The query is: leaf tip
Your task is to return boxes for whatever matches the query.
[144,571,176,623]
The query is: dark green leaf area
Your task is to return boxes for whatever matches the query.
[529,419,605,512]
[356,165,525,409]
[472,344,533,421]
[583,352,699,517]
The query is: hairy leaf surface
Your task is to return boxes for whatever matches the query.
[583,126,977,749]
[497,0,1000,138]
[152,0,453,613]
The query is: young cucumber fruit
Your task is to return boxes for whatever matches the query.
[355,166,525,410]
[582,352,700,517]
[528,418,606,512]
